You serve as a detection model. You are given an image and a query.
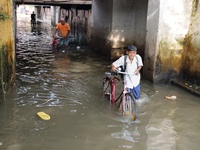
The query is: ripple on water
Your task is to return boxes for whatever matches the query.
[111,127,142,143]
[146,115,179,150]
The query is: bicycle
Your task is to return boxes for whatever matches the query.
[102,70,138,120]
[52,36,68,52]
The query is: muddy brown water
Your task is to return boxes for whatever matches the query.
[0,14,200,150]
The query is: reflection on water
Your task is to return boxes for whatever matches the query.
[0,14,200,150]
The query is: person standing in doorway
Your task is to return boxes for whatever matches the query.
[53,17,70,48]
[111,45,143,100]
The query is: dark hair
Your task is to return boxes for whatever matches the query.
[128,45,137,51]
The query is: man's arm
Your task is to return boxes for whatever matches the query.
[111,56,124,72]
[135,66,142,75]
[53,28,58,37]
[111,64,116,72]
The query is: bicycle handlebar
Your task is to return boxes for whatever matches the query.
[112,69,136,75]
[53,36,63,39]
[115,70,135,75]
[105,69,135,80]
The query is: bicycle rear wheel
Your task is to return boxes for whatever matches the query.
[122,93,137,120]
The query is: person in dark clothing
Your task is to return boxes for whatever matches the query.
[31,11,36,24]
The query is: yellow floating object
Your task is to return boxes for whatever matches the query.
[125,111,130,115]
[37,112,50,120]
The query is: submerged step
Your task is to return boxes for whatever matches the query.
[171,79,200,97]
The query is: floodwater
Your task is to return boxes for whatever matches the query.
[0,14,200,150]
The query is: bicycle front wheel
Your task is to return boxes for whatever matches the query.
[102,78,111,100]
[122,93,137,120]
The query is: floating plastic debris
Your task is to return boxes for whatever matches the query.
[37,112,50,120]
[165,95,177,100]
[70,110,77,113]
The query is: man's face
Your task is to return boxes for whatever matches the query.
[61,20,65,25]
[128,50,137,60]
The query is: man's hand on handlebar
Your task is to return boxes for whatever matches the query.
[111,64,117,72]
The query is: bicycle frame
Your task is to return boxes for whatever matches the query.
[52,36,63,48]
[103,72,124,103]
[52,36,69,53]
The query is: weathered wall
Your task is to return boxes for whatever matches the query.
[112,0,135,48]
[0,0,15,95]
[91,0,148,60]
[110,0,135,59]
[144,0,192,83]
[133,0,148,59]
[91,0,113,58]
[182,0,200,84]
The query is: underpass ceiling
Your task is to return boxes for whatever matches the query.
[15,0,92,5]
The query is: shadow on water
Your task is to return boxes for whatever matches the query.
[0,14,200,150]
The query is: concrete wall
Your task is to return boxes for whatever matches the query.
[112,0,135,47]
[144,0,193,83]
[91,0,148,60]
[110,0,135,59]
[91,0,113,58]
[183,0,200,84]
[133,0,148,59]
[0,0,16,95]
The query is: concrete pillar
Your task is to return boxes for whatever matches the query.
[51,6,60,26]
[35,6,41,21]
[143,0,192,83]
[91,0,113,58]
[143,0,160,82]
[40,6,45,21]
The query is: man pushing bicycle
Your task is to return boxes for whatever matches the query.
[111,45,143,100]
[53,17,70,48]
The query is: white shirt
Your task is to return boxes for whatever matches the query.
[112,54,143,88]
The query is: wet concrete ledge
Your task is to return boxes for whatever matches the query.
[171,79,200,97]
